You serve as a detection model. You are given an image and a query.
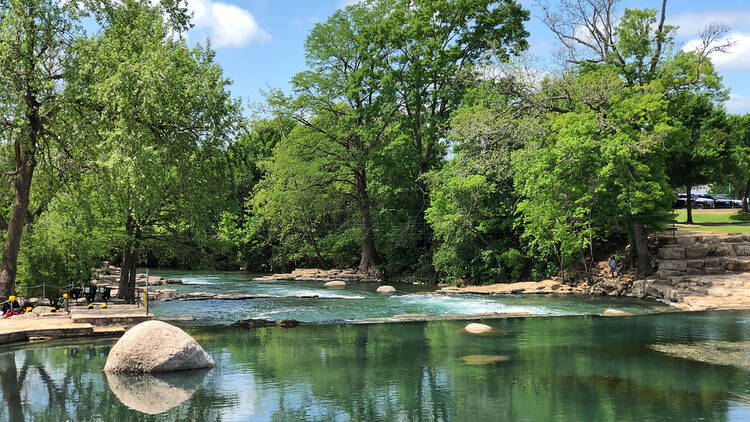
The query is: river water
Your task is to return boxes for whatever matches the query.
[2,272,750,421]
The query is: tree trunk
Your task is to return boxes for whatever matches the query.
[303,219,326,269]
[416,161,433,252]
[685,186,694,224]
[355,168,381,274]
[118,248,133,303]
[631,221,652,277]
[0,163,34,299]
[743,179,750,213]
[117,215,137,304]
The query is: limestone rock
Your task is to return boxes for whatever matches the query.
[659,261,687,271]
[323,281,346,287]
[31,306,53,314]
[685,246,709,259]
[602,309,633,316]
[464,323,493,334]
[376,285,396,293]
[461,354,509,365]
[658,247,685,260]
[104,321,215,373]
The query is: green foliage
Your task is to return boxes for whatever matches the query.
[16,193,102,297]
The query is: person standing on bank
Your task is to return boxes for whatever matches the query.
[608,256,620,279]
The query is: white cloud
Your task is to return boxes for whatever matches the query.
[671,8,750,38]
[186,0,271,48]
[683,32,750,71]
[727,93,750,115]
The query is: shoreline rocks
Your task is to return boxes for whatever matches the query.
[104,321,215,373]
[254,268,381,283]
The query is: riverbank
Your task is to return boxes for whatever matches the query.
[254,233,750,312]
[0,304,151,346]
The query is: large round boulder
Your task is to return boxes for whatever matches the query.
[464,323,493,334]
[104,321,215,373]
[323,281,346,287]
[376,285,396,293]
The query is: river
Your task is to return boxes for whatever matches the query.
[2,271,749,421]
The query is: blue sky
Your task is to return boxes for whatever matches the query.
[181,0,750,115]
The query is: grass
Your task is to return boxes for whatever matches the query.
[672,208,750,234]
[673,208,750,224]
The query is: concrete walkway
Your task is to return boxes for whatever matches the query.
[0,304,151,346]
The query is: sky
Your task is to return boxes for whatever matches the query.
[177,0,750,115]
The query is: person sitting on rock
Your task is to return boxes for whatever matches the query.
[608,256,620,279]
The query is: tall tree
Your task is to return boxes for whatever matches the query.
[266,3,397,274]
[727,114,750,212]
[0,0,81,298]
[666,93,729,223]
[381,0,529,252]
[531,0,728,275]
[69,1,240,302]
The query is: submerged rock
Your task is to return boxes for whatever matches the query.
[323,281,346,287]
[233,318,301,328]
[104,321,215,373]
[461,354,510,365]
[602,309,633,316]
[464,323,493,334]
[376,285,396,293]
[107,370,208,414]
[650,341,750,368]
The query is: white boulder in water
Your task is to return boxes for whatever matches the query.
[323,281,346,287]
[602,309,633,317]
[104,321,215,373]
[376,285,396,293]
[464,323,493,334]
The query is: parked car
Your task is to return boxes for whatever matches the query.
[700,194,731,208]
[709,194,743,208]
[674,193,715,209]
[693,195,715,209]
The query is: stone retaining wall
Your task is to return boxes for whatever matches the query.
[656,235,750,279]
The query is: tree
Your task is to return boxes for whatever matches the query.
[727,114,750,212]
[266,3,397,274]
[251,124,359,270]
[380,0,529,253]
[527,0,729,275]
[666,93,730,223]
[0,0,83,298]
[68,1,240,302]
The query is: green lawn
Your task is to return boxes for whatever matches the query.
[672,208,750,234]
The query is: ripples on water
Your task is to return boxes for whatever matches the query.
[146,271,669,325]
[4,311,750,421]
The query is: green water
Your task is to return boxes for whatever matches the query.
[4,311,750,421]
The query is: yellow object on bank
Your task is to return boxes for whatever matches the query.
[8,295,15,302]
[101,303,107,309]
[26,307,32,313]
[63,293,68,299]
